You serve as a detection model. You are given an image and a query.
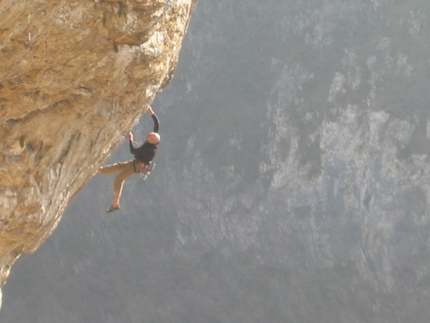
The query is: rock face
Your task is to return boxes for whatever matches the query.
[0,0,197,301]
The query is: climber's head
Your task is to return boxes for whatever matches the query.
[147,132,160,144]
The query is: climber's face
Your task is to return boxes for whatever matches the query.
[147,132,160,144]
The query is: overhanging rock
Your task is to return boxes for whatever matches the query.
[0,0,198,308]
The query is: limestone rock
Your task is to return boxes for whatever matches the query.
[0,0,197,306]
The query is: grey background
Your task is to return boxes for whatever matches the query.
[3,0,430,322]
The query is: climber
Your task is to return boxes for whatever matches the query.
[98,105,160,212]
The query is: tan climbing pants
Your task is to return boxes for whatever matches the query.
[99,159,142,197]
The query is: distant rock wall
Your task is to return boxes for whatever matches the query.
[0,0,197,305]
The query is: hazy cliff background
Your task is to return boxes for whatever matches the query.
[3,0,430,322]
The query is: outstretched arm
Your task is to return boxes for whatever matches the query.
[147,106,160,133]
[128,132,138,153]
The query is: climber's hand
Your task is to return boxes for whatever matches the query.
[146,106,154,115]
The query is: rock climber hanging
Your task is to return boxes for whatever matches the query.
[98,105,160,212]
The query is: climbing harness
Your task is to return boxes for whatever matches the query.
[139,162,155,180]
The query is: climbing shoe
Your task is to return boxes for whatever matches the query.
[106,205,120,213]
